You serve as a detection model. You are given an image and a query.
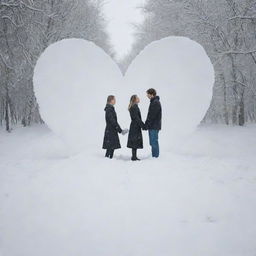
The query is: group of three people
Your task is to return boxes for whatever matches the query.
[103,88,162,161]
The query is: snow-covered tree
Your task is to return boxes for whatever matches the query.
[0,0,112,131]
[122,0,256,125]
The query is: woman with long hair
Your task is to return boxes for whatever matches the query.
[103,95,128,159]
[127,95,145,161]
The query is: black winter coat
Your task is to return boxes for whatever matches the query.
[103,104,122,150]
[127,104,145,149]
[145,96,162,130]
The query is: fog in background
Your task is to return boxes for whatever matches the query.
[102,0,145,60]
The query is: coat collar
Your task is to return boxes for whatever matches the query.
[150,96,160,103]
[104,104,114,111]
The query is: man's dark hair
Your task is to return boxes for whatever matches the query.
[107,95,115,104]
[146,88,157,97]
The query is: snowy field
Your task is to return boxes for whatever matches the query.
[1,124,256,256]
[1,36,255,256]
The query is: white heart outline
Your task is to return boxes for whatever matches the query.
[33,36,214,153]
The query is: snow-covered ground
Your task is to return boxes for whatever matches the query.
[1,124,256,256]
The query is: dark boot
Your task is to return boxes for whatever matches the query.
[105,149,114,159]
[131,149,140,161]
[109,149,114,159]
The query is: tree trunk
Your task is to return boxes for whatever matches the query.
[220,73,229,125]
[5,98,10,132]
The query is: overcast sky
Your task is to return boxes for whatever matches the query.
[102,0,146,60]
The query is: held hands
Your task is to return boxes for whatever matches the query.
[121,129,129,135]
[142,124,148,131]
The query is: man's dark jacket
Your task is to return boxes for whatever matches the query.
[103,104,122,150]
[145,96,162,130]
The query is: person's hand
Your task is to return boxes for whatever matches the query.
[121,129,129,135]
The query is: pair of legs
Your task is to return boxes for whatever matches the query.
[106,139,159,160]
[105,149,114,159]
[106,149,139,160]
[149,130,160,158]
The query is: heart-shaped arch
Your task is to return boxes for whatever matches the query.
[33,36,214,152]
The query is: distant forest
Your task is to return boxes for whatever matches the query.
[1,0,256,131]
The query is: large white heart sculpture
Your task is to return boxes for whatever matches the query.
[33,37,214,152]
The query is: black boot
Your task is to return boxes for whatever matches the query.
[109,149,114,159]
[131,149,140,161]
[105,149,114,159]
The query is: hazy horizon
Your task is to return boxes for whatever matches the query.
[102,0,145,60]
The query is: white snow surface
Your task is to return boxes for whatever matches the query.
[3,37,254,255]
[0,124,256,256]
[33,37,214,152]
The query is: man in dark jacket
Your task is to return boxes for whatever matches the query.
[145,88,162,158]
[103,95,128,159]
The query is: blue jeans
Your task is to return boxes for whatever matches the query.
[149,130,160,158]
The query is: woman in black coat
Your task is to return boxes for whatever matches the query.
[127,95,145,161]
[103,95,125,159]
[103,95,127,159]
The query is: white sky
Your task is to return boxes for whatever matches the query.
[102,0,145,60]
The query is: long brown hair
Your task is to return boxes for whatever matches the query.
[128,95,137,110]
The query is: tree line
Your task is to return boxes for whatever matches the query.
[1,0,256,131]
[121,0,256,126]
[0,0,112,131]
